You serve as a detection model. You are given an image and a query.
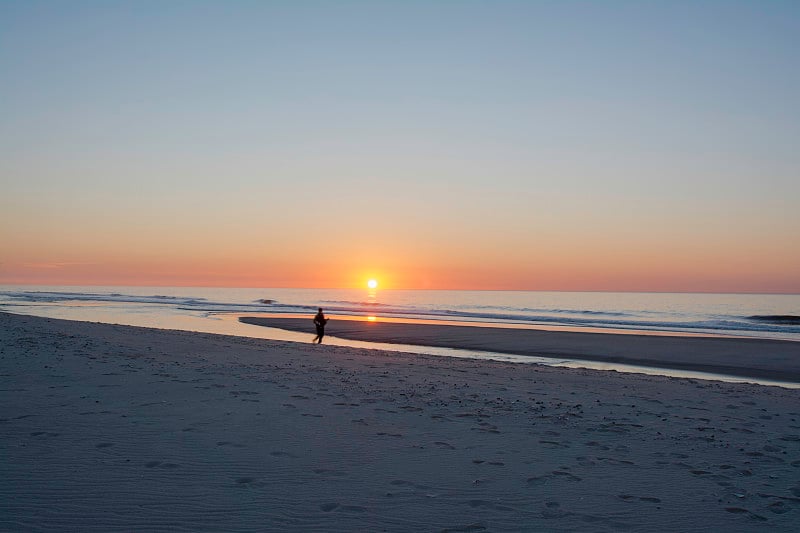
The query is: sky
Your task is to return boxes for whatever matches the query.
[1,1,798,293]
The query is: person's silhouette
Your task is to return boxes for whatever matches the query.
[312,308,328,343]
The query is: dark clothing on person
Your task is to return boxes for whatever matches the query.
[313,310,328,343]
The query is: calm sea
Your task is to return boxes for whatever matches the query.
[1,285,798,341]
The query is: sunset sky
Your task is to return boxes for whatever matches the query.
[1,1,798,293]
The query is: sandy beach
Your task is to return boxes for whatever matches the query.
[2,311,800,532]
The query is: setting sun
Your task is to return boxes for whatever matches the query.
[367,279,378,289]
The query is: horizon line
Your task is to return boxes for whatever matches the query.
[1,281,798,297]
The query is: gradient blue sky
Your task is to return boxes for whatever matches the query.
[1,1,798,292]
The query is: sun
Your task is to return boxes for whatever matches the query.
[367,279,378,289]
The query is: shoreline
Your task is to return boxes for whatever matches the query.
[240,316,800,384]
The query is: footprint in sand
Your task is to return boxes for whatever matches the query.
[640,496,661,503]
[551,470,581,480]
[768,501,790,514]
[541,501,567,519]
[527,471,581,485]
[618,494,660,503]
[725,507,767,521]
[270,451,297,458]
[216,441,245,448]
[539,440,569,449]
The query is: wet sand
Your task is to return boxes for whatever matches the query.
[240,317,800,382]
[2,311,800,532]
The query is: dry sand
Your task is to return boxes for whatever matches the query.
[2,311,799,532]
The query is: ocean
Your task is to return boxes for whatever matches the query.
[1,285,798,341]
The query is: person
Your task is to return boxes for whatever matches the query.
[312,308,328,344]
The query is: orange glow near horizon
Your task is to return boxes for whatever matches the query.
[1,216,798,293]
[0,251,798,294]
